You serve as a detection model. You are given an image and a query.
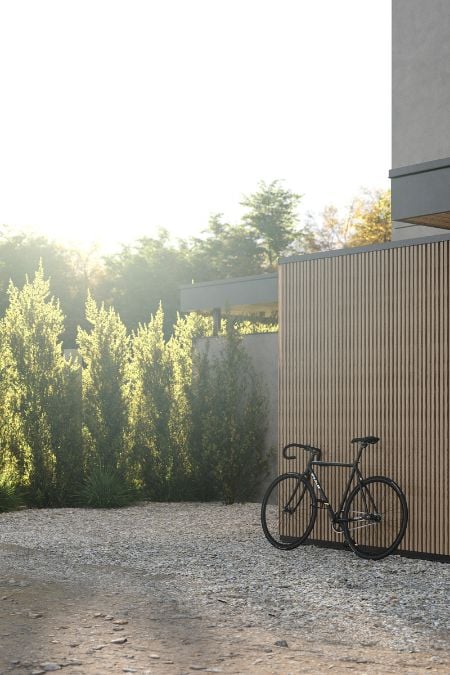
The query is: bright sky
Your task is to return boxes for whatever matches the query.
[0,0,391,253]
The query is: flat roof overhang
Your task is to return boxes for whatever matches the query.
[390,156,450,228]
[180,272,277,317]
[279,231,450,265]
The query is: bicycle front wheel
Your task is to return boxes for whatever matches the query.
[343,476,408,560]
[261,472,317,550]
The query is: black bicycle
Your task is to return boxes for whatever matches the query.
[261,436,408,560]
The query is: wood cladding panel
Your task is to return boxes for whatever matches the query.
[279,240,450,556]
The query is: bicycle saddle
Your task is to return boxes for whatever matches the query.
[351,436,380,445]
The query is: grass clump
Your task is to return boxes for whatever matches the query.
[78,466,137,508]
[0,478,23,512]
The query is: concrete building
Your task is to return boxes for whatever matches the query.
[391,0,450,240]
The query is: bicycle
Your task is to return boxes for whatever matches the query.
[261,436,408,560]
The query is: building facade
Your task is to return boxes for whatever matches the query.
[391,0,450,240]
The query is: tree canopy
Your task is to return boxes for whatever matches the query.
[0,185,392,342]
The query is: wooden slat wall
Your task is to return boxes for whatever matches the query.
[279,240,450,556]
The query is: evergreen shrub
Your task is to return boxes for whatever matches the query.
[0,477,22,512]
[77,466,136,508]
[188,324,269,503]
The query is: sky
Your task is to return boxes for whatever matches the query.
[0,0,391,253]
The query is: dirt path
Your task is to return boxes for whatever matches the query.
[0,573,448,674]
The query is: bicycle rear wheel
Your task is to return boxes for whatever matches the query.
[261,472,317,550]
[343,476,408,560]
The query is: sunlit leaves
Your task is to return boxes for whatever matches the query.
[77,293,130,472]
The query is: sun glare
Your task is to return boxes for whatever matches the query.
[0,0,390,252]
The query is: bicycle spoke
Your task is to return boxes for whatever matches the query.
[343,477,408,559]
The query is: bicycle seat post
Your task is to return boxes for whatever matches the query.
[354,441,367,464]
[350,436,380,463]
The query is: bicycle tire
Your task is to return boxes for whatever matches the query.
[261,472,317,550]
[342,475,408,560]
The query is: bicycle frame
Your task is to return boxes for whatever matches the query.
[304,443,369,526]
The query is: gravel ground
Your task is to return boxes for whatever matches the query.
[0,502,449,674]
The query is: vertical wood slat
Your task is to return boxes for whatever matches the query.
[279,239,450,557]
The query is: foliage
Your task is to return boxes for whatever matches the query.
[48,358,84,504]
[220,317,278,335]
[188,324,269,503]
[0,261,271,507]
[129,305,172,498]
[240,180,313,268]
[311,189,392,252]
[1,184,392,344]
[186,347,218,500]
[167,312,213,498]
[0,182,391,507]
[0,477,22,512]
[77,466,137,508]
[99,230,192,338]
[346,189,392,247]
[310,204,350,252]
[0,265,81,506]
[77,294,130,473]
[0,230,94,347]
[188,214,264,281]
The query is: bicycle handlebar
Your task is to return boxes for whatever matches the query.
[283,442,322,461]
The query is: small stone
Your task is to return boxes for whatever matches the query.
[113,619,128,625]
[69,642,80,648]
[94,612,105,618]
[190,668,206,672]
[65,661,82,667]
[104,615,114,621]
[263,647,272,653]
[57,626,69,630]
[41,664,61,672]
[93,645,106,650]
[111,637,128,644]
[10,660,20,665]
[28,611,43,619]
[275,640,288,648]
[113,626,124,631]
[122,669,137,673]
[31,670,46,675]
[149,653,160,659]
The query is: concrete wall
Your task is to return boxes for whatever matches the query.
[195,333,278,500]
[392,222,447,241]
[391,0,450,240]
[392,0,450,168]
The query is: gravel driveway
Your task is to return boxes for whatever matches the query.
[0,502,449,674]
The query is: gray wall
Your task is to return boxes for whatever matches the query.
[392,0,450,168]
[392,222,446,241]
[391,0,450,240]
[195,333,278,500]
